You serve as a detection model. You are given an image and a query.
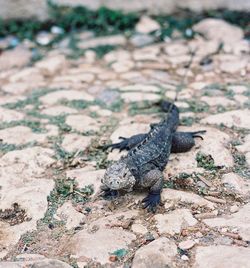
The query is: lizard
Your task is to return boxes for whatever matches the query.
[101,100,206,212]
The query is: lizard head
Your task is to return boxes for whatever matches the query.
[102,159,136,191]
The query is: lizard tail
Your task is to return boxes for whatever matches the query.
[190,130,207,135]
[161,100,179,113]
[190,130,207,140]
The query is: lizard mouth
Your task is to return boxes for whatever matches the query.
[108,182,121,190]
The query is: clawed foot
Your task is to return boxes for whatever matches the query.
[102,136,129,152]
[142,192,161,213]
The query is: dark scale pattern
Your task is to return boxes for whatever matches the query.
[104,101,206,211]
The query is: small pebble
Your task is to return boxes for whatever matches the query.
[179,240,196,250]
[196,232,203,238]
[109,255,117,262]
[131,223,148,235]
[144,232,156,242]
[230,205,239,213]
[181,255,189,261]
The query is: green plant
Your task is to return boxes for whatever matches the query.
[188,100,209,113]
[48,2,139,35]
[196,152,217,170]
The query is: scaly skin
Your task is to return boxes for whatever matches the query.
[101,101,206,212]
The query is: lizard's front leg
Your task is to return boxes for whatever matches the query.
[102,133,147,152]
[141,169,164,212]
[100,184,118,200]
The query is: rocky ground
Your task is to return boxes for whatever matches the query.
[0,16,250,268]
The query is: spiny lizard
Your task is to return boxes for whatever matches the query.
[101,101,205,211]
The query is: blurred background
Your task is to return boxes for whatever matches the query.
[0,0,249,60]
[1,0,250,20]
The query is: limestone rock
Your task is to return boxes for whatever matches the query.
[109,123,149,144]
[56,201,85,229]
[234,94,248,105]
[0,147,54,257]
[61,133,92,153]
[222,172,250,196]
[78,35,126,49]
[89,106,112,117]
[133,46,160,61]
[132,237,177,268]
[65,114,100,133]
[53,73,95,84]
[162,189,215,209]
[166,55,191,65]
[111,60,135,73]
[0,47,32,71]
[0,107,24,122]
[190,39,220,57]
[107,149,127,161]
[66,167,105,195]
[121,92,161,103]
[131,223,148,235]
[154,209,197,235]
[0,95,25,106]
[193,19,244,43]
[67,228,136,265]
[230,205,239,213]
[40,90,94,105]
[236,134,250,153]
[104,50,131,63]
[198,127,234,167]
[120,84,161,92]
[8,67,44,83]
[98,71,117,81]
[164,43,189,56]
[0,254,72,268]
[228,85,248,94]
[246,152,250,166]
[0,146,55,178]
[129,34,155,47]
[167,126,233,175]
[194,245,250,268]
[89,210,139,229]
[2,81,45,95]
[40,105,78,116]
[0,179,54,258]
[201,110,250,129]
[220,58,247,73]
[201,96,235,107]
[175,101,189,109]
[35,55,67,76]
[204,203,250,241]
[0,126,48,145]
[178,240,196,250]
[135,16,160,34]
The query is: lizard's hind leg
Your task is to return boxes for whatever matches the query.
[171,130,206,153]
